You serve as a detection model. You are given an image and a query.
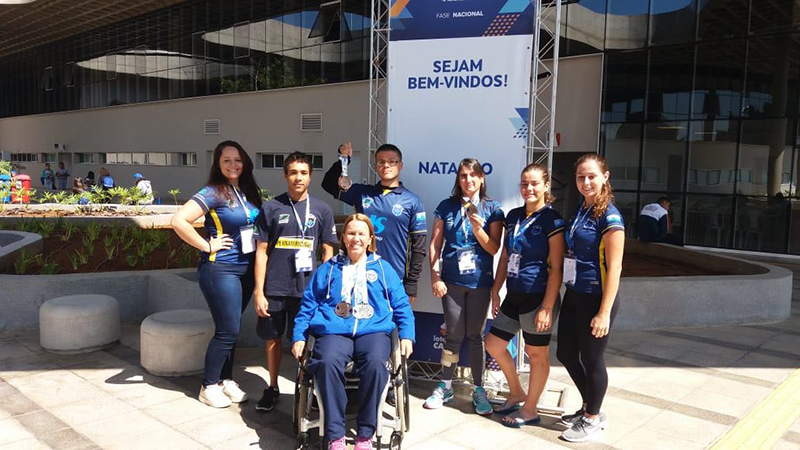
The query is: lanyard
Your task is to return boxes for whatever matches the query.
[460,196,480,247]
[230,185,252,224]
[289,196,311,238]
[511,206,544,251]
[567,204,593,250]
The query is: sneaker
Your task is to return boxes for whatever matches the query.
[562,416,605,443]
[472,386,493,416]
[199,384,232,408]
[221,380,248,403]
[354,436,373,450]
[560,409,606,427]
[423,382,454,409]
[328,436,347,450]
[255,386,279,412]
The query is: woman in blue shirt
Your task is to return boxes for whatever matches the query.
[425,158,504,415]
[485,163,565,428]
[557,153,624,442]
[171,140,263,409]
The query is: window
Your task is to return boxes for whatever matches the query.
[74,153,95,164]
[10,153,37,162]
[106,54,117,80]
[259,153,322,169]
[148,153,168,166]
[234,22,250,58]
[42,67,53,91]
[178,152,197,166]
[64,62,75,87]
[40,153,57,163]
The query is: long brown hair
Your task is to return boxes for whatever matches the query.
[451,158,488,203]
[340,213,377,253]
[574,153,614,219]
[521,163,556,204]
[207,140,262,208]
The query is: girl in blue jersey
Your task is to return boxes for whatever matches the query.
[558,153,624,442]
[425,158,504,415]
[171,140,263,409]
[485,163,565,428]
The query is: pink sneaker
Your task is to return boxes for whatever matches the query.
[354,436,372,450]
[328,436,346,450]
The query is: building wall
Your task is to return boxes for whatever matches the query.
[0,80,370,208]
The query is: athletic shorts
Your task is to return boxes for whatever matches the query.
[489,290,561,346]
[256,296,301,340]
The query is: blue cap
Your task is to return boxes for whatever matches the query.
[133,173,143,180]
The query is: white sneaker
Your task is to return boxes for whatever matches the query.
[199,384,232,408]
[221,379,248,403]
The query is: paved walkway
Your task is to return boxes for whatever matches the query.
[1,263,799,449]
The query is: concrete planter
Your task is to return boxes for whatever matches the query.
[0,203,199,229]
[0,231,42,271]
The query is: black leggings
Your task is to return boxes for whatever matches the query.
[556,288,619,415]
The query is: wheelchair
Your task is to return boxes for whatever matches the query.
[293,329,410,449]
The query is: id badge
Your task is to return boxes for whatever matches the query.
[564,256,577,285]
[295,248,313,273]
[240,225,255,254]
[457,248,476,275]
[507,252,521,277]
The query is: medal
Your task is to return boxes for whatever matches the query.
[353,304,374,319]
[338,154,352,191]
[335,301,351,318]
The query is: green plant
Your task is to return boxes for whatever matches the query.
[13,249,37,274]
[37,221,56,238]
[178,245,196,268]
[125,254,141,267]
[38,191,55,204]
[82,235,95,255]
[0,161,11,176]
[165,244,180,268]
[69,248,89,270]
[60,223,78,241]
[168,189,181,205]
[103,235,117,259]
[85,222,102,242]
[260,188,273,201]
[39,261,59,274]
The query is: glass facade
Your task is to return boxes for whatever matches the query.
[595,0,800,254]
[0,0,370,118]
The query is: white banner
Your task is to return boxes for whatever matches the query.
[388,21,533,313]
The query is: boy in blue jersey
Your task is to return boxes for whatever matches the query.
[253,152,337,413]
[322,142,427,301]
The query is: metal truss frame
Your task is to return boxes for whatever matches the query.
[528,0,562,175]
[366,0,391,184]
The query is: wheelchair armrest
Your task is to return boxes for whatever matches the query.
[299,335,317,370]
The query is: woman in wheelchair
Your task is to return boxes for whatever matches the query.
[292,213,415,450]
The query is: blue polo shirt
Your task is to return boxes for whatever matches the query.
[434,197,504,289]
[191,185,261,265]
[567,203,625,294]
[504,205,565,294]
[338,182,427,279]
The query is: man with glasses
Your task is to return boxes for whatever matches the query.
[322,142,427,302]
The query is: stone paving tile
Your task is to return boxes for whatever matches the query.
[0,417,36,446]
[643,367,711,390]
[210,429,296,450]
[638,410,728,448]
[676,388,755,418]
[38,428,98,450]
[718,352,797,384]
[71,409,201,450]
[0,437,52,450]
[9,371,107,410]
[407,435,470,450]
[505,434,580,450]
[140,396,224,427]
[439,415,532,449]
[48,391,136,427]
[759,333,800,356]
[692,375,775,405]
[774,438,800,450]
[0,353,62,381]
[173,407,261,447]
[618,376,694,403]
[13,410,69,437]
[614,427,703,450]
[791,415,800,433]
[0,393,41,417]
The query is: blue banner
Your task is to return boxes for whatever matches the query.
[389,0,535,41]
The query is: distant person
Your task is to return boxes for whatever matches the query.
[84,171,96,188]
[99,167,115,189]
[171,140,263,409]
[73,178,89,205]
[558,153,624,442]
[424,158,503,416]
[133,173,154,204]
[637,197,683,246]
[41,163,54,190]
[55,162,70,190]
[252,151,337,413]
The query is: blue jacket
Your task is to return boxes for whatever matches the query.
[292,253,416,343]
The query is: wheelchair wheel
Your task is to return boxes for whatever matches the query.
[389,431,402,450]
[293,366,309,434]
[401,354,410,432]
[297,432,310,450]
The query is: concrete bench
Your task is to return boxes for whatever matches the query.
[140,309,214,377]
[39,294,120,354]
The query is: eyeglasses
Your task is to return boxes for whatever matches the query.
[376,160,400,167]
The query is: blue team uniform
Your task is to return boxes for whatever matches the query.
[191,185,261,264]
[434,197,504,289]
[566,203,625,294]
[504,205,565,293]
[337,182,427,280]
[637,202,668,242]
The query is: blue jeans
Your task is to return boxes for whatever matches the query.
[197,260,254,386]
